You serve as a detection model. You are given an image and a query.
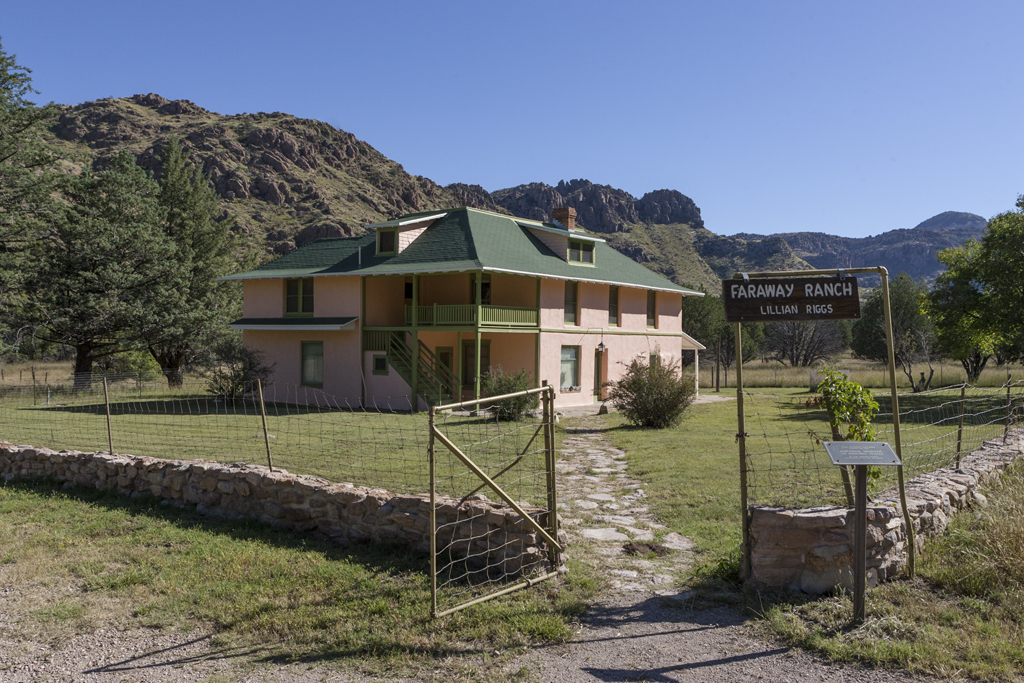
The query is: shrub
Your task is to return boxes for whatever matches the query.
[205,337,275,400]
[481,366,536,421]
[607,353,695,428]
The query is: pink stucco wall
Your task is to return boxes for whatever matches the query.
[539,331,685,409]
[362,350,414,411]
[539,278,565,328]
[419,273,469,305]
[243,329,361,401]
[243,279,283,318]
[491,273,538,308]
[316,276,361,317]
[364,276,405,326]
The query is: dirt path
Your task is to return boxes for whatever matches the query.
[511,410,936,682]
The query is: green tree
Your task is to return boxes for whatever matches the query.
[929,240,997,382]
[31,151,180,384]
[851,272,936,392]
[0,38,61,352]
[681,286,725,349]
[975,197,1024,360]
[144,138,237,385]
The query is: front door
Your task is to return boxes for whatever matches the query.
[462,340,490,389]
[594,349,604,400]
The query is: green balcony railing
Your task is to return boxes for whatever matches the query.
[404,304,538,327]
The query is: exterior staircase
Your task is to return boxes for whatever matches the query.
[386,332,458,407]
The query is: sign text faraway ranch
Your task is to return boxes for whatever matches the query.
[722,276,861,323]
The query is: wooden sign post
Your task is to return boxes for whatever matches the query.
[823,441,902,622]
[726,266,913,608]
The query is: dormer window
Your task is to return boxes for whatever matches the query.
[377,229,397,255]
[569,239,594,265]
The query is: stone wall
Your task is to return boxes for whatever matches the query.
[0,444,561,576]
[749,430,1023,594]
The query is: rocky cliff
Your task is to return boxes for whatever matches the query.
[46,93,982,292]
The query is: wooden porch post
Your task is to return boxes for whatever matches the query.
[411,274,419,411]
[475,271,483,407]
[535,278,542,388]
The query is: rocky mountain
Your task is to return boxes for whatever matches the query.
[912,211,986,231]
[45,94,983,293]
[732,215,987,286]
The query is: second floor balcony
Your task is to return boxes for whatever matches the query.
[404,304,538,328]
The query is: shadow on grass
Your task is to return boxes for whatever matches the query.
[1,477,569,668]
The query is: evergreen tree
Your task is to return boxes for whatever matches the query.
[144,138,236,385]
[31,151,180,385]
[0,38,61,352]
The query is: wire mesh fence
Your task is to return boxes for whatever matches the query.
[0,372,562,617]
[744,380,1024,508]
[430,386,560,617]
[0,373,433,495]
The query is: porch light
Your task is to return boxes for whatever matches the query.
[597,341,606,353]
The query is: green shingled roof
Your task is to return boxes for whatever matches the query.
[221,208,700,295]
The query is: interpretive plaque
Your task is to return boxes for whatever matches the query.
[823,441,901,466]
[723,276,861,323]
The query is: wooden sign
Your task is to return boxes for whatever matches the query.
[722,276,861,323]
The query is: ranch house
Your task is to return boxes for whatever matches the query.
[221,207,705,410]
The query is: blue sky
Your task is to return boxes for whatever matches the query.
[5,1,1023,238]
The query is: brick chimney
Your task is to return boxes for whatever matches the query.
[551,206,577,231]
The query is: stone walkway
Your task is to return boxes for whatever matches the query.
[554,414,694,593]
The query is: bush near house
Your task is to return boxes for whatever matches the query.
[481,366,536,421]
[607,354,696,428]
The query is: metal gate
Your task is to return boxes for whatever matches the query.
[428,384,562,617]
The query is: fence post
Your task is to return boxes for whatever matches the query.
[955,384,965,468]
[102,377,114,455]
[542,381,561,569]
[31,366,37,406]
[257,379,274,472]
[428,405,437,618]
[1006,377,1013,441]
[735,322,750,582]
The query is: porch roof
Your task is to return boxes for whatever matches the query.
[229,317,357,331]
[221,208,701,295]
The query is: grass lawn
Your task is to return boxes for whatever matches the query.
[597,397,747,578]
[0,478,599,680]
[0,386,551,504]
[758,463,1024,681]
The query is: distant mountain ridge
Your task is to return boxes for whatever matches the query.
[45,94,985,292]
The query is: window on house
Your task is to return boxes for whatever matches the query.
[404,280,413,300]
[569,240,594,264]
[469,273,491,305]
[650,352,659,367]
[560,346,579,391]
[564,281,578,325]
[377,229,397,254]
[372,354,388,375]
[462,340,490,387]
[647,290,657,328]
[301,341,323,387]
[608,285,619,326]
[286,278,314,316]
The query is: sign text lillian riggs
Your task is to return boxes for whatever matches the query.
[722,276,861,323]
